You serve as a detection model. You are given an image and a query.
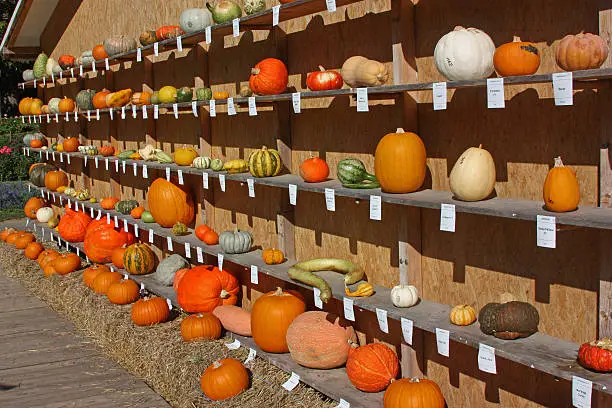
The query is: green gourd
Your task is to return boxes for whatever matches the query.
[337,158,380,189]
[193,156,211,169]
[33,53,48,79]
[155,151,173,163]
[288,259,365,303]
[196,87,213,101]
[76,89,96,110]
[177,87,193,103]
[117,150,136,159]
[172,222,189,236]
[115,200,139,214]
[206,1,242,24]
[141,211,155,223]
[150,92,160,105]
[210,158,224,171]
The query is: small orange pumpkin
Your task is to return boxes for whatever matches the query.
[543,156,580,212]
[262,248,284,264]
[100,197,120,210]
[0,227,17,241]
[92,270,122,294]
[212,91,229,100]
[58,97,76,113]
[38,249,59,268]
[83,264,110,288]
[30,139,43,148]
[24,197,46,219]
[62,137,80,153]
[107,279,140,305]
[92,44,108,61]
[202,230,219,245]
[130,206,145,219]
[494,36,540,77]
[52,253,81,275]
[181,313,222,341]
[200,358,249,401]
[24,242,44,260]
[131,296,170,326]
[93,90,110,109]
[383,378,445,408]
[14,233,36,249]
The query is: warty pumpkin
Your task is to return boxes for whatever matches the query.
[286,311,357,369]
[251,287,305,353]
[106,89,133,108]
[479,301,539,340]
[449,144,496,202]
[200,358,249,401]
[92,270,122,294]
[131,296,170,326]
[346,342,399,392]
[83,264,110,288]
[181,313,222,341]
[556,32,609,71]
[346,282,375,297]
[152,254,189,286]
[107,279,140,305]
[262,248,284,264]
[212,305,252,336]
[177,265,239,313]
[383,378,445,408]
[24,242,44,260]
[123,243,156,275]
[103,36,137,56]
[24,197,46,219]
[375,128,426,193]
[58,54,76,69]
[58,206,92,242]
[341,56,388,87]
[147,178,195,228]
[83,218,136,263]
[494,36,540,77]
[139,31,157,46]
[249,58,288,95]
[44,170,68,191]
[543,156,580,212]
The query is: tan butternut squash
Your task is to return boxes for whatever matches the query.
[341,56,388,88]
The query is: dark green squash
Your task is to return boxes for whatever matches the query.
[115,200,139,214]
[176,87,193,103]
[479,301,539,340]
[337,158,379,189]
[29,163,57,187]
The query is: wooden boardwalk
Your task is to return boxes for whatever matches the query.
[0,273,171,408]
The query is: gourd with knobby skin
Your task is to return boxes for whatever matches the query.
[383,378,446,408]
[219,228,252,254]
[479,301,539,340]
[248,146,282,178]
[341,56,388,87]
[375,128,426,193]
[346,342,399,392]
[58,206,92,242]
[244,0,265,15]
[578,339,612,373]
[200,358,249,401]
[543,156,580,212]
[288,258,365,303]
[345,282,374,297]
[33,53,48,79]
[390,284,418,307]
[434,26,495,81]
[210,158,224,171]
[262,248,284,264]
[58,55,76,69]
[337,158,379,189]
[196,88,213,101]
[449,144,496,202]
[180,8,213,33]
[105,89,133,108]
[494,36,540,77]
[176,87,193,103]
[450,304,477,326]
[239,85,253,97]
[115,199,139,215]
[177,265,239,313]
[206,1,242,24]
[556,32,609,71]
[212,305,252,336]
[223,159,248,174]
[172,222,189,236]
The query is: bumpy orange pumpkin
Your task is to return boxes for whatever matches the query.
[200,358,249,401]
[38,249,59,268]
[100,197,120,210]
[494,36,540,76]
[177,266,239,313]
[107,279,140,305]
[147,178,195,228]
[131,296,170,326]
[24,197,46,219]
[556,32,609,71]
[375,128,426,193]
[543,156,580,212]
[58,206,92,242]
[83,264,110,288]
[249,58,288,95]
[346,342,399,392]
[181,313,222,341]
[262,248,284,264]
[83,219,136,263]
[383,378,445,408]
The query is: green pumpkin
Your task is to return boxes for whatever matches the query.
[192,156,211,169]
[248,146,282,178]
[176,87,193,103]
[76,89,96,110]
[117,150,136,159]
[479,301,540,340]
[196,88,213,101]
[141,211,155,223]
[172,222,189,236]
[115,199,139,214]
[244,0,265,15]
[29,163,57,187]
[150,92,160,105]
[139,30,157,47]
[155,151,173,163]
[337,158,380,189]
[206,1,242,24]
[210,158,224,171]
[219,228,252,254]
[33,53,48,79]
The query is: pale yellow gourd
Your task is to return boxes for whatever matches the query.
[341,56,388,88]
[449,144,496,202]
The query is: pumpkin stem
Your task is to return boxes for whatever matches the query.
[395,128,405,133]
[318,65,326,72]
[478,144,483,149]
[212,360,222,369]
[513,36,521,42]
[410,378,421,383]
[453,25,465,31]
[554,156,564,167]
[251,68,260,75]
[274,287,284,296]
[220,289,230,299]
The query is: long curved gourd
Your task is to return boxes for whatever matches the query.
[288,259,364,303]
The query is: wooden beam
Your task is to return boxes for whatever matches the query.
[39,0,83,54]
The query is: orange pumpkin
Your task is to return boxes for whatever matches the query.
[92,44,108,60]
[5,232,21,245]
[200,358,249,401]
[83,264,110,288]
[0,227,17,241]
[251,287,305,353]
[58,97,76,113]
[58,206,92,242]
[494,36,540,77]
[155,25,183,40]
[181,313,222,341]
[38,249,59,268]
[52,253,81,275]
[107,279,140,305]
[556,32,609,71]
[249,58,288,95]
[543,156,580,212]
[83,219,136,263]
[93,90,110,109]
[176,265,239,313]
[212,91,230,100]
[58,54,76,69]
[24,197,46,219]
[375,128,426,193]
[112,246,127,269]
[195,224,212,241]
[383,378,445,408]
[44,170,68,191]
[131,92,152,106]
[30,139,43,148]
[346,342,399,392]
[100,197,120,210]
[92,270,122,294]
[99,146,115,157]
[202,230,219,245]
[131,296,170,326]
[43,264,58,277]
[172,268,189,292]
[147,178,195,228]
[130,206,145,219]
[14,233,36,249]
[62,137,80,153]
[24,242,44,260]
[262,248,284,264]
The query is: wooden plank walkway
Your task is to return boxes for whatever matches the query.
[0,274,171,408]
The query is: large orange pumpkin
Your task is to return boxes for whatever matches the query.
[346,343,399,392]
[286,311,357,369]
[375,128,427,193]
[44,170,68,191]
[543,156,580,212]
[556,32,609,71]
[83,264,110,288]
[24,197,46,219]
[383,378,445,408]
[107,279,140,305]
[494,36,540,77]
[251,287,305,353]
[131,296,170,326]
[58,206,92,242]
[200,358,249,401]
[249,58,288,95]
[38,249,59,268]
[176,266,239,313]
[83,218,136,263]
[147,178,195,228]
[112,246,127,269]
[93,90,110,109]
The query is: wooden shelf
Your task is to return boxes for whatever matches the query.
[28,184,612,395]
[30,148,612,230]
[18,0,359,89]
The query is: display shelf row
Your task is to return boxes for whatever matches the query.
[18,67,612,123]
[28,183,612,395]
[18,0,356,89]
[28,147,612,231]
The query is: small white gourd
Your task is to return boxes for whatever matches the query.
[36,207,54,223]
[390,285,419,308]
[434,26,495,81]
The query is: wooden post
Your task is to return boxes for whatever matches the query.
[196,44,214,227]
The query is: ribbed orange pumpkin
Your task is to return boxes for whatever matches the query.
[200,358,249,401]
[147,178,195,228]
[14,233,36,249]
[5,232,21,245]
[181,313,222,341]
[112,245,127,269]
[131,296,170,326]
[44,170,68,191]
[556,32,609,71]
[58,97,76,114]
[92,90,110,109]
[52,253,81,275]
[0,227,16,241]
[251,287,305,353]
[383,378,445,408]
[92,270,122,294]
[58,206,92,242]
[83,219,136,263]
[543,156,580,212]
[249,58,288,95]
[83,264,110,288]
[346,343,399,392]
[286,311,357,369]
[107,279,140,305]
[375,128,427,193]
[176,266,239,313]
[24,197,46,219]
[24,242,44,260]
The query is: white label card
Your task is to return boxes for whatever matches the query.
[166,298,173,310]
[132,104,137,118]
[79,65,84,76]
[343,297,355,321]
[369,195,382,220]
[433,82,447,110]
[218,253,224,269]
[87,110,91,121]
[191,101,198,117]
[142,105,148,119]
[153,42,159,56]
[106,213,111,224]
[60,152,64,163]
[91,61,96,73]
[325,188,335,211]
[292,92,301,113]
[313,287,323,309]
[435,328,450,357]
[105,58,110,70]
[572,376,592,408]
[440,203,456,232]
[137,48,142,62]
[166,167,171,181]
[326,0,337,12]
[123,219,128,232]
[65,112,69,121]
[202,172,209,189]
[478,343,497,374]
[282,372,300,392]
[219,174,226,192]
[487,78,505,109]
[289,184,297,205]
[356,88,369,112]
[133,162,137,176]
[376,308,389,333]
[248,97,257,116]
[205,26,212,44]
[90,207,94,218]
[94,156,99,168]
[245,348,256,364]
[177,169,184,185]
[197,246,204,263]
[401,317,414,345]
[105,158,109,170]
[225,339,240,350]
[122,161,126,173]
[114,215,119,228]
[110,108,114,120]
[250,265,258,284]
[247,178,255,197]
[67,154,71,164]
[154,104,159,119]
[209,100,216,117]
[96,109,100,120]
[173,103,178,119]
[121,106,126,119]
[97,210,102,220]
[149,228,154,243]
[176,36,183,52]
[143,165,148,178]
[134,224,139,238]
[185,242,191,258]
[536,215,556,249]
[553,72,573,106]
[232,18,240,37]
[227,98,236,115]
[167,236,173,251]
[272,5,280,26]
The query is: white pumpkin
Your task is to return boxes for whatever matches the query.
[390,285,419,308]
[179,8,213,34]
[48,98,61,114]
[193,156,211,169]
[45,58,60,76]
[36,207,54,223]
[434,26,495,81]
[449,144,496,201]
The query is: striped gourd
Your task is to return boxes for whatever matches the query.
[123,243,156,275]
[248,146,282,178]
[193,156,211,169]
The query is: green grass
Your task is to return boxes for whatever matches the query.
[0,208,25,222]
